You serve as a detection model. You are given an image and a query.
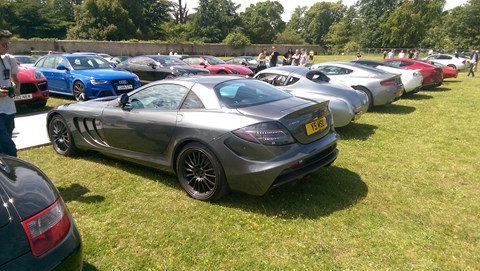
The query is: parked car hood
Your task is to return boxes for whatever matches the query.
[74,68,137,79]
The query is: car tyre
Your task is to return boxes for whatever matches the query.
[217,70,228,74]
[48,115,78,156]
[447,64,456,70]
[353,86,373,110]
[176,143,229,201]
[73,81,87,102]
[165,74,176,79]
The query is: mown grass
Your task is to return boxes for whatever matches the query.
[18,61,479,270]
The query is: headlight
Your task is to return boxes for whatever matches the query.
[34,70,45,79]
[90,79,108,85]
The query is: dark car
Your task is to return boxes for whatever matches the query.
[34,54,141,101]
[0,156,82,270]
[116,55,210,84]
[47,76,338,201]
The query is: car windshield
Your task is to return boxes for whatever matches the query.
[153,56,188,66]
[67,55,113,70]
[215,79,291,109]
[15,56,37,64]
[204,56,225,65]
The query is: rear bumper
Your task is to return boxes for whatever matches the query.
[217,131,339,196]
[1,218,82,271]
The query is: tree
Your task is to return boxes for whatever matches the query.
[355,0,400,47]
[302,2,346,47]
[240,1,286,44]
[171,0,189,24]
[223,29,251,49]
[325,6,359,53]
[190,0,241,43]
[442,0,480,49]
[274,29,305,44]
[286,6,308,33]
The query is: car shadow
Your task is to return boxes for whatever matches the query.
[217,166,367,219]
[15,105,54,116]
[421,86,451,92]
[73,153,366,219]
[368,103,416,115]
[58,183,105,204]
[82,261,100,271]
[335,122,377,141]
[401,93,433,100]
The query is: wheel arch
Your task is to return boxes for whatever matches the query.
[171,139,223,175]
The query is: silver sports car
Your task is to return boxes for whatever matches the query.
[47,76,339,201]
[310,62,404,109]
[255,66,369,128]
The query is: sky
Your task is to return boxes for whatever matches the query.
[182,0,469,21]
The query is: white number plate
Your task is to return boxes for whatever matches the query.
[14,94,33,101]
[117,84,133,90]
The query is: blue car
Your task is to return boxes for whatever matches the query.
[34,54,141,101]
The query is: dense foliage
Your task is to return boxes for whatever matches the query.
[0,0,478,51]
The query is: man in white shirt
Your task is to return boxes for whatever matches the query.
[0,30,20,157]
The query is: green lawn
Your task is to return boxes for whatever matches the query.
[18,64,479,270]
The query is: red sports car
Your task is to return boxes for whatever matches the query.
[424,60,458,79]
[180,55,254,76]
[383,58,443,88]
[15,64,49,108]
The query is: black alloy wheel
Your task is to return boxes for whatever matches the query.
[176,143,229,201]
[73,81,87,101]
[48,115,77,156]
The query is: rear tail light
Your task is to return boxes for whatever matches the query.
[380,79,397,86]
[232,121,294,145]
[22,198,71,257]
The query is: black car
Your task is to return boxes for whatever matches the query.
[116,55,210,84]
[0,156,82,270]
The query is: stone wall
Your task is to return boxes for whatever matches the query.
[11,40,323,57]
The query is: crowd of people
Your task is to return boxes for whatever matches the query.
[383,48,420,60]
[256,47,314,72]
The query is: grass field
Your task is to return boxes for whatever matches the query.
[18,60,479,270]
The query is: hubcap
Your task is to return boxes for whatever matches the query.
[183,150,216,194]
[51,120,70,152]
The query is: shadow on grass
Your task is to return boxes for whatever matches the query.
[368,103,416,114]
[401,93,433,100]
[16,104,55,116]
[335,122,377,141]
[218,166,368,219]
[421,86,451,92]
[83,261,99,271]
[58,183,105,204]
[72,151,366,219]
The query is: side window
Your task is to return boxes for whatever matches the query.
[181,91,205,109]
[53,57,67,68]
[272,75,287,86]
[318,66,341,75]
[34,57,46,67]
[183,58,202,65]
[285,76,300,85]
[255,73,278,85]
[129,84,189,110]
[399,61,412,67]
[42,57,56,68]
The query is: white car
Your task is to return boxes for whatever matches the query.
[422,54,467,70]
[352,60,423,94]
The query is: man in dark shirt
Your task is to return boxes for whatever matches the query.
[269,46,280,67]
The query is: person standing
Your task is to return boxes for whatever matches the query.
[291,49,301,66]
[269,46,279,67]
[398,50,405,58]
[387,49,395,59]
[0,30,20,157]
[299,49,308,66]
[257,48,267,72]
[356,50,362,60]
[467,50,477,77]
[428,48,434,56]
[413,49,419,60]
[283,48,293,65]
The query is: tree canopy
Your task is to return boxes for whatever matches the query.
[0,0,477,52]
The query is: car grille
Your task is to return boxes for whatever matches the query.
[20,83,38,94]
[111,79,135,95]
[38,81,48,91]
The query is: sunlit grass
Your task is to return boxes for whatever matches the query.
[18,65,479,270]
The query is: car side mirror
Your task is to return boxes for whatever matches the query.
[56,65,69,71]
[119,93,130,108]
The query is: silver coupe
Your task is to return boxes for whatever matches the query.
[47,76,339,201]
[255,66,369,128]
